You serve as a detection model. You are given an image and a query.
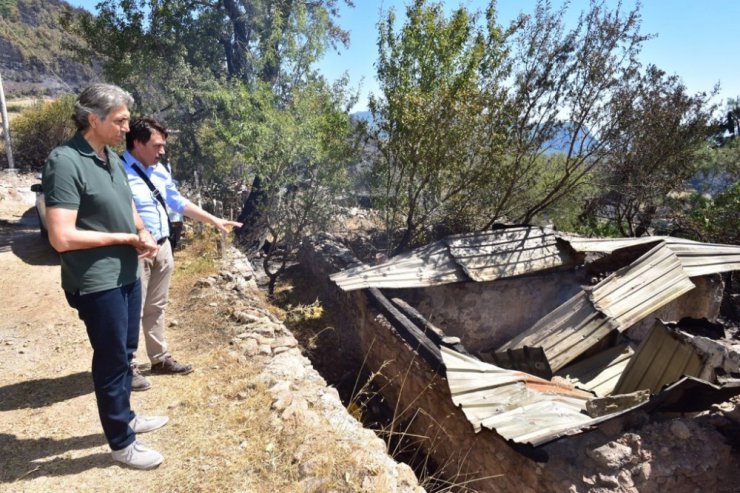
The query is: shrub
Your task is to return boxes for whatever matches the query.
[10,95,76,170]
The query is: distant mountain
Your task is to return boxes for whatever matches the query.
[350,111,597,155]
[0,0,100,97]
[542,123,597,156]
[350,111,372,125]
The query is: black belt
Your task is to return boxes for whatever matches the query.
[156,237,168,245]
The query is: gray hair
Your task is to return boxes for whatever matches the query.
[72,83,134,131]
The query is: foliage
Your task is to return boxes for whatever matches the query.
[495,0,649,227]
[582,66,717,236]
[369,0,512,254]
[61,0,357,235]
[370,0,660,254]
[207,80,357,293]
[9,95,76,169]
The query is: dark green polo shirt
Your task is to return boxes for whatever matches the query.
[43,132,139,294]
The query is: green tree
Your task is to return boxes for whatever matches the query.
[370,0,655,254]
[369,0,512,255]
[207,80,357,293]
[61,0,352,175]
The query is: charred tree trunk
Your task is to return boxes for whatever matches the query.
[236,175,269,252]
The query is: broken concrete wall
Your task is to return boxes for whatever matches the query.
[394,271,585,353]
[625,274,725,342]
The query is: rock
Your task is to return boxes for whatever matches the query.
[243,338,259,356]
[586,441,633,469]
[258,344,272,355]
[597,473,620,487]
[636,462,651,481]
[252,324,276,337]
[670,420,692,440]
[169,319,179,327]
[195,277,216,288]
[271,337,297,349]
[271,390,294,411]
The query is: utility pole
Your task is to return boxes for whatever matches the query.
[0,70,15,171]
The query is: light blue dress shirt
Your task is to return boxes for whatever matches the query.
[122,150,190,241]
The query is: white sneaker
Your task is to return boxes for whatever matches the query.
[129,415,169,434]
[111,441,164,469]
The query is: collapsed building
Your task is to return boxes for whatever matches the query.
[300,226,740,492]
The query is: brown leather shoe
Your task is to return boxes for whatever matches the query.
[131,363,151,391]
[150,356,193,375]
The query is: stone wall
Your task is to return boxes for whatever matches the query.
[393,271,586,353]
[299,237,543,492]
[625,274,725,341]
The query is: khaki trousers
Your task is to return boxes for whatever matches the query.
[138,239,174,364]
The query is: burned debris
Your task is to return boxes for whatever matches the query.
[329,226,740,451]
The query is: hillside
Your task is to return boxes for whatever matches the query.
[0,0,99,97]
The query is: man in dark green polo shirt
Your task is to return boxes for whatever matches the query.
[42,84,167,470]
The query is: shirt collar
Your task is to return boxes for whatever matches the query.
[70,131,115,165]
[123,150,160,174]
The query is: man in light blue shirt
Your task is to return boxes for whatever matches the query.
[123,117,242,390]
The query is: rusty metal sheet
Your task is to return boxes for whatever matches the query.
[329,241,466,291]
[442,347,645,447]
[446,226,574,282]
[590,243,696,331]
[496,292,619,372]
[557,344,635,397]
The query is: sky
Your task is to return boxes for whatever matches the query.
[66,1,739,112]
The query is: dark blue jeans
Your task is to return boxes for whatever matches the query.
[65,280,140,451]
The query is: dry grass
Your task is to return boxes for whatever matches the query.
[147,233,300,492]
[153,232,368,492]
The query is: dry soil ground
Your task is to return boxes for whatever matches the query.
[0,173,279,492]
[0,173,237,492]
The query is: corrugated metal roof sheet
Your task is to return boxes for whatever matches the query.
[495,292,619,372]
[560,234,740,277]
[329,241,466,291]
[559,235,662,253]
[445,226,574,282]
[442,346,597,446]
[613,321,704,395]
[330,226,575,291]
[590,243,696,330]
[331,230,740,292]
[557,344,635,397]
[662,238,740,277]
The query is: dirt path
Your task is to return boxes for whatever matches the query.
[0,173,196,490]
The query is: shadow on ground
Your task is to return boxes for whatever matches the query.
[0,371,93,411]
[0,207,58,266]
[0,433,111,482]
